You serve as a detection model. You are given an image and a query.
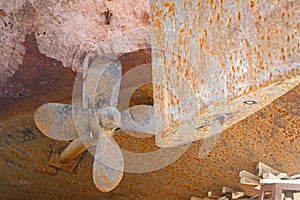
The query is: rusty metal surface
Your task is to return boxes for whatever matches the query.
[48,141,83,172]
[151,0,300,147]
[157,77,300,147]
[34,103,78,141]
[0,33,299,199]
[0,86,299,199]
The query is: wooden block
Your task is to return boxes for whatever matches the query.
[218,196,228,200]
[222,186,234,194]
[276,173,288,179]
[254,185,261,190]
[232,192,244,199]
[190,196,203,200]
[240,176,260,185]
[256,162,281,177]
[263,172,276,179]
[295,193,300,200]
[239,170,260,180]
[208,191,219,198]
[260,179,300,184]
[263,172,289,180]
[289,172,300,180]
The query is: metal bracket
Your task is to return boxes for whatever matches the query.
[47,141,83,172]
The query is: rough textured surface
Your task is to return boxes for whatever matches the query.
[0,0,299,199]
[0,34,76,119]
[151,0,300,146]
[0,34,151,120]
[0,83,299,200]
[0,0,150,86]
[0,33,299,199]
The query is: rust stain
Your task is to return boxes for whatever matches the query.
[103,10,113,25]
[151,0,300,146]
[0,9,7,17]
[163,2,175,20]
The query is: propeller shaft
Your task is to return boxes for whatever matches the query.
[59,138,87,163]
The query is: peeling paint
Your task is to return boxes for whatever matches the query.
[0,0,150,86]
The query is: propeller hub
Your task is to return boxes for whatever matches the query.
[97,106,121,130]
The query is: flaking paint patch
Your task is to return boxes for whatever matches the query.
[0,0,150,86]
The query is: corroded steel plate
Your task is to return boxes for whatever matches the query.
[151,0,300,147]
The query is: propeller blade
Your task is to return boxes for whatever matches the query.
[93,128,124,192]
[84,55,122,110]
[120,105,162,137]
[34,103,77,141]
[72,106,99,147]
